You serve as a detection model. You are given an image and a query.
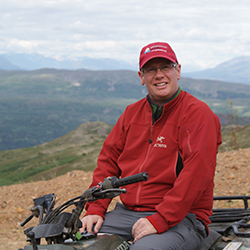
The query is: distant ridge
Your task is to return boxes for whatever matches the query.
[183,56,250,85]
[0,55,21,70]
[0,52,137,71]
[0,68,250,151]
[2,53,250,85]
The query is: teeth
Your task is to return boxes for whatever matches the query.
[156,83,166,86]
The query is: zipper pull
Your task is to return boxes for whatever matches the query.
[149,126,154,144]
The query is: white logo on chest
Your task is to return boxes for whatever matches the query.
[154,136,167,148]
[156,136,165,143]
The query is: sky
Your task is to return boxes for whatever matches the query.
[1,0,250,72]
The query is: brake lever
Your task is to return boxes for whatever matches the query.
[20,205,43,227]
[92,188,127,199]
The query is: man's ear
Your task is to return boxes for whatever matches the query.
[138,71,145,86]
[176,64,181,80]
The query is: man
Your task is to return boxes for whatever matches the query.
[80,42,222,250]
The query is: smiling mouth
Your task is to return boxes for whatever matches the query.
[155,83,167,86]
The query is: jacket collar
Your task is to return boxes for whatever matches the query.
[147,87,182,123]
[147,86,182,110]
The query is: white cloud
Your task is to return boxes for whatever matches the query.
[6,39,46,51]
[1,0,250,70]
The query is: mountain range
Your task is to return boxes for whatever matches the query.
[182,56,250,85]
[1,53,250,85]
[0,53,137,71]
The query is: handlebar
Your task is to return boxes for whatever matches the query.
[113,172,149,188]
[66,172,149,229]
[100,171,148,191]
[91,172,148,200]
[20,172,149,246]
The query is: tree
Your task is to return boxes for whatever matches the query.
[226,100,239,150]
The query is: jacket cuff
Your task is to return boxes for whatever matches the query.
[146,212,169,234]
[84,205,106,220]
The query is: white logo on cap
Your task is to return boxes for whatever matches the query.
[144,48,151,54]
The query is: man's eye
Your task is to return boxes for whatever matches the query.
[161,65,171,70]
[147,68,156,73]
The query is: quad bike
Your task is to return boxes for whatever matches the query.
[19,172,250,250]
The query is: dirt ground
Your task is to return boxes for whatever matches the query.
[1,148,250,250]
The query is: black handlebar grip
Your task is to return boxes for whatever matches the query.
[113,172,148,188]
[20,214,34,227]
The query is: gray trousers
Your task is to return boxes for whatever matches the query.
[99,203,207,250]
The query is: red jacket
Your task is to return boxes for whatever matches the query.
[85,90,222,234]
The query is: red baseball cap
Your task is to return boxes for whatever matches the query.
[139,42,178,69]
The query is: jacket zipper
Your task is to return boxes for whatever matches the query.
[135,124,154,207]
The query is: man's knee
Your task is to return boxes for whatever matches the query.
[129,241,156,250]
[129,235,169,250]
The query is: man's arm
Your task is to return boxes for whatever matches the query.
[146,104,222,233]
[82,111,127,222]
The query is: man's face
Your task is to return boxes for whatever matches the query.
[138,57,181,107]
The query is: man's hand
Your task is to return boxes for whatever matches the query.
[132,218,157,242]
[80,215,104,233]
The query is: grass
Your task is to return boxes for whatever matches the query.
[0,121,112,187]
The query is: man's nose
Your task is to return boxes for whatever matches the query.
[155,68,165,77]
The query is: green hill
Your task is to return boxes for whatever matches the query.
[0,121,112,187]
[0,121,250,187]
